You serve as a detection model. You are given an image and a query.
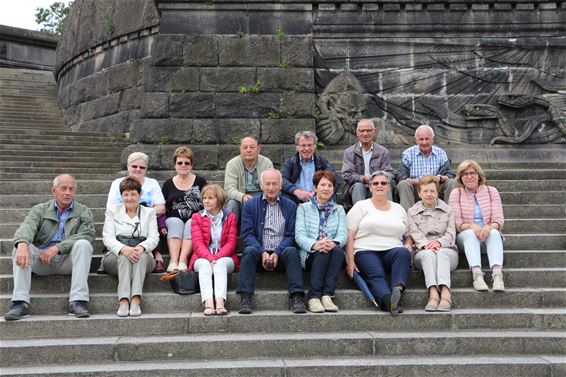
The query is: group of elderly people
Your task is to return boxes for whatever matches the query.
[5,120,506,321]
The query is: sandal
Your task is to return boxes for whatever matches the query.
[216,307,228,316]
[437,298,452,312]
[159,270,180,283]
[203,307,216,316]
[424,297,439,312]
[177,262,188,271]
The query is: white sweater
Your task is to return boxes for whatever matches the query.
[346,199,408,253]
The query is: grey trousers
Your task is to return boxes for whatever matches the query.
[103,251,155,301]
[398,178,456,211]
[12,239,93,303]
[414,248,459,289]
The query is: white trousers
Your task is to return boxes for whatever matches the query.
[193,257,235,302]
[457,229,504,269]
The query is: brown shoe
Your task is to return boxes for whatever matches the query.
[437,298,452,312]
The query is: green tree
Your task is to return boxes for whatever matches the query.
[35,1,74,34]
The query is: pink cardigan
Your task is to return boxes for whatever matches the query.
[189,211,240,271]
[448,185,504,232]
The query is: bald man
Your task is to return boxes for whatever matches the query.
[224,136,274,220]
[5,174,95,320]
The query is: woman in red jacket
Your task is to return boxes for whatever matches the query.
[190,184,239,316]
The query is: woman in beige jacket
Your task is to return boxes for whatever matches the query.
[408,176,458,312]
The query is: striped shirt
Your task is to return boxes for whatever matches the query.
[262,195,286,251]
[400,145,449,179]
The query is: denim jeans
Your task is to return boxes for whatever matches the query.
[354,247,411,303]
[305,246,346,298]
[237,246,304,296]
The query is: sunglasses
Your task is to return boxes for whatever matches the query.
[176,161,192,166]
[371,181,389,186]
[130,164,147,170]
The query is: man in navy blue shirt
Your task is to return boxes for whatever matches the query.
[237,169,306,314]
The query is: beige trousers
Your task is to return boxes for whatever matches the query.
[414,248,459,289]
[103,251,155,300]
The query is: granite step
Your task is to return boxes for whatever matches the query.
[1,355,563,377]
[1,330,563,367]
[0,268,564,298]
[1,307,564,339]
[0,173,120,180]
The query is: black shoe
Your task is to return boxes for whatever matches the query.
[389,286,402,315]
[4,301,30,320]
[238,294,253,315]
[68,300,90,318]
[289,294,307,314]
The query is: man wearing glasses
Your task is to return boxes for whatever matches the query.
[342,119,395,206]
[224,136,273,221]
[281,130,339,203]
[396,125,456,210]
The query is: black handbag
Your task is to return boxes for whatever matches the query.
[116,206,147,247]
[169,270,200,295]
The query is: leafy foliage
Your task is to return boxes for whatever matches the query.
[35,1,73,34]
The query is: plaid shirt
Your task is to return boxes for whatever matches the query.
[262,195,286,251]
[401,145,449,179]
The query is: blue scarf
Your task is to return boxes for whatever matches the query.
[312,197,335,239]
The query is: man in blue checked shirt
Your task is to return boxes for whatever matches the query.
[396,125,456,210]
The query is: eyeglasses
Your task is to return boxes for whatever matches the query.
[130,165,147,170]
[462,172,478,177]
[371,181,389,186]
[176,161,192,166]
[357,129,375,134]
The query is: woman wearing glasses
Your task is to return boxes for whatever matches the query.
[346,171,413,315]
[103,177,159,316]
[162,146,207,272]
[449,160,505,292]
[106,152,166,272]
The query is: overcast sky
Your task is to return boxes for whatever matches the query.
[0,0,72,31]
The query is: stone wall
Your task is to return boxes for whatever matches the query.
[0,25,57,70]
[55,0,566,170]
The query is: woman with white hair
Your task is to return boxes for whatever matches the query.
[105,152,166,272]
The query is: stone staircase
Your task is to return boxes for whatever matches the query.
[1,67,566,376]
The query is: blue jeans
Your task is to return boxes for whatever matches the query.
[305,247,346,299]
[237,246,304,296]
[354,247,411,303]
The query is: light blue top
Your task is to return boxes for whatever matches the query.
[45,201,75,249]
[296,157,315,192]
[472,193,485,227]
[295,200,348,268]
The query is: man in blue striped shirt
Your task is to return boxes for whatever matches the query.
[396,125,456,210]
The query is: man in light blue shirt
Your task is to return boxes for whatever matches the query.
[396,125,456,210]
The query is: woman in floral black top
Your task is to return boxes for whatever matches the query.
[161,146,207,271]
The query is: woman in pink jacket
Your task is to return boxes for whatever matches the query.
[449,160,505,292]
[190,184,239,316]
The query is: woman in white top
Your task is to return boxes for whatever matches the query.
[106,152,166,272]
[103,177,159,317]
[346,171,413,315]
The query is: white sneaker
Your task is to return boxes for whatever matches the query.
[472,272,489,291]
[307,298,324,313]
[321,295,339,312]
[492,272,505,292]
[117,303,129,317]
[129,303,142,317]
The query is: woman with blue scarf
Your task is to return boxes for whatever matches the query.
[295,170,347,313]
